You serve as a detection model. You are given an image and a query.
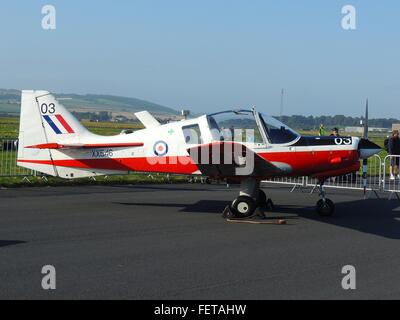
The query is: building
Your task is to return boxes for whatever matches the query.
[344,126,364,134]
[392,124,400,132]
[344,126,389,134]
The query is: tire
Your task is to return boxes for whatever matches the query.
[316,198,335,217]
[257,189,267,207]
[231,196,256,218]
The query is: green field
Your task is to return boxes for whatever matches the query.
[0,117,144,138]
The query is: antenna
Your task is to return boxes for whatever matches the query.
[280,88,284,120]
[181,109,190,120]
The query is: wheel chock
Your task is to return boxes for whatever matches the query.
[226,218,287,225]
[222,205,287,225]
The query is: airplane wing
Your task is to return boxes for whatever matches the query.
[187,141,282,178]
[25,142,144,149]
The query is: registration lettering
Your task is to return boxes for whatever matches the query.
[92,149,113,158]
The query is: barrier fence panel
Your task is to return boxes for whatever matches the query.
[382,155,400,196]
[0,138,35,177]
[307,154,382,192]
[262,176,307,192]
[263,154,383,194]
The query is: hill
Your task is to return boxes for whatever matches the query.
[0,89,179,117]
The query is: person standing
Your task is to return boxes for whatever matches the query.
[330,127,340,137]
[319,124,326,136]
[389,130,400,180]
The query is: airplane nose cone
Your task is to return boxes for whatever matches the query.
[358,138,381,159]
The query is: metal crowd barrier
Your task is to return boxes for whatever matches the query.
[262,176,307,192]
[382,155,400,199]
[308,154,382,192]
[263,154,383,197]
[0,138,36,177]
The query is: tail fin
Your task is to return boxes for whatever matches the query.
[17,90,91,176]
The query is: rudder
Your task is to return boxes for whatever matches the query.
[17,90,91,176]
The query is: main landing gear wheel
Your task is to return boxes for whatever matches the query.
[316,198,335,217]
[231,196,256,218]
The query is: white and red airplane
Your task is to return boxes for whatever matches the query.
[17,90,381,218]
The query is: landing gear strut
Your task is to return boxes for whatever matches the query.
[315,180,335,217]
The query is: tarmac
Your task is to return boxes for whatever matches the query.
[1,183,400,299]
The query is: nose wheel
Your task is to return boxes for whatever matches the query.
[316,198,335,216]
[316,180,335,217]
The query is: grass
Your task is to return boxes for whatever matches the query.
[0,173,188,188]
[79,120,144,135]
[0,117,144,138]
[0,117,19,138]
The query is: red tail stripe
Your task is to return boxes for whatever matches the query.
[55,114,75,134]
[25,142,144,149]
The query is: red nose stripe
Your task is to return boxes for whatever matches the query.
[55,114,75,134]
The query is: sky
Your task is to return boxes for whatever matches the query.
[0,0,399,117]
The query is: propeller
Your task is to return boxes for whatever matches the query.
[358,99,381,197]
[362,99,369,197]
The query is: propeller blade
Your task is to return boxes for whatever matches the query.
[362,99,369,197]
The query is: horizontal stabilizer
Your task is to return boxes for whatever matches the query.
[26,142,144,149]
[134,111,161,129]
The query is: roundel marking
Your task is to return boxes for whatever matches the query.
[153,141,168,156]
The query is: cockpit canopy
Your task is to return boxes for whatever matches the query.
[259,113,299,144]
[207,110,299,145]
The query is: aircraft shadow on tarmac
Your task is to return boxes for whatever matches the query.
[315,198,400,240]
[116,198,400,239]
[0,240,27,248]
[116,200,230,214]
[110,184,234,193]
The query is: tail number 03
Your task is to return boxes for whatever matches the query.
[41,103,56,114]
[335,138,352,145]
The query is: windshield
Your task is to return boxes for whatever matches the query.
[259,113,299,144]
[207,110,264,144]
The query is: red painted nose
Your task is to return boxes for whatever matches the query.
[330,157,342,164]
